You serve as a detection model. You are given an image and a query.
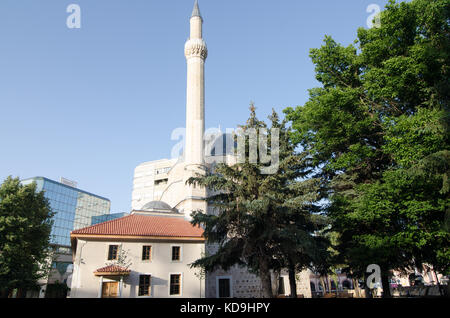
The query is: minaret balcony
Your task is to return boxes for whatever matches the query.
[184,38,208,60]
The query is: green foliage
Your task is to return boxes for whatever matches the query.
[384,107,448,170]
[0,176,55,294]
[44,280,70,298]
[285,0,450,291]
[105,247,132,270]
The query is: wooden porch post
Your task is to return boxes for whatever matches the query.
[119,276,124,298]
[98,276,103,298]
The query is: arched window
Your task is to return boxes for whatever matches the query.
[409,273,424,286]
[331,280,337,291]
[310,282,316,292]
[342,280,352,290]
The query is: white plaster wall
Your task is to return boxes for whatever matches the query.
[70,238,205,298]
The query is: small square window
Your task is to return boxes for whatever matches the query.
[142,246,152,261]
[172,246,181,261]
[108,245,118,260]
[170,274,181,296]
[138,275,151,296]
[218,278,231,298]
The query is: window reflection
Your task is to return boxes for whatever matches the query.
[24,178,111,248]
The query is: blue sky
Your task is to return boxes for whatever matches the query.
[0,0,390,213]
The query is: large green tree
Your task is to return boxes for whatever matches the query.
[285,0,449,297]
[264,111,329,298]
[0,176,54,297]
[188,105,327,298]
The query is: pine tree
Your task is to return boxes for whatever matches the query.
[188,105,328,298]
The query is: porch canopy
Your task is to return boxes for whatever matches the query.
[94,265,131,277]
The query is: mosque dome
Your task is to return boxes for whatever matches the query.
[141,201,174,212]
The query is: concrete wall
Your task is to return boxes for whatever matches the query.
[205,242,312,298]
[392,285,444,297]
[132,159,178,210]
[70,238,205,298]
[205,267,313,298]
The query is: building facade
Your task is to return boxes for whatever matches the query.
[21,177,111,248]
[69,205,205,298]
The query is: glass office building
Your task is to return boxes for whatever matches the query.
[91,212,128,225]
[21,177,111,248]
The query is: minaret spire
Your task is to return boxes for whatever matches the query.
[191,0,202,20]
[189,0,204,39]
[184,0,207,167]
[183,1,208,220]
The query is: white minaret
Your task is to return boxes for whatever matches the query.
[132,2,209,218]
[184,0,207,167]
[181,0,208,220]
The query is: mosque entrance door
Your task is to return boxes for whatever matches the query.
[102,282,118,298]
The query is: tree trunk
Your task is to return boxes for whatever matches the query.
[259,258,273,298]
[319,276,326,296]
[433,270,443,296]
[326,275,332,294]
[288,263,297,298]
[334,275,339,296]
[17,288,26,298]
[352,278,361,298]
[381,271,392,298]
[0,289,9,298]
[273,270,280,296]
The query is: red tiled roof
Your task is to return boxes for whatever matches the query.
[71,214,204,239]
[95,265,131,274]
